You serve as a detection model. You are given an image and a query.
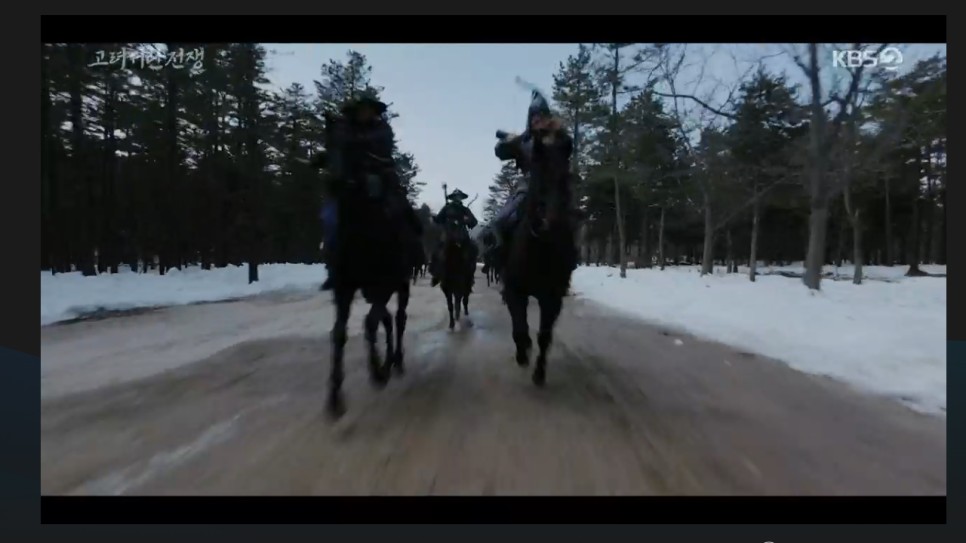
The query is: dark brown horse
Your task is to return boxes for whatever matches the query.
[322,113,418,418]
[438,220,476,330]
[500,124,577,386]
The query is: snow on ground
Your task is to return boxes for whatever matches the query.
[571,264,947,416]
[41,264,327,326]
[749,262,947,281]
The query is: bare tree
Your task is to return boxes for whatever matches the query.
[650,44,758,276]
[787,43,886,290]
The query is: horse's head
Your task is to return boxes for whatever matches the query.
[526,123,574,237]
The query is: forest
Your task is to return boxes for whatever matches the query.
[41,44,433,283]
[42,43,946,290]
[485,44,946,287]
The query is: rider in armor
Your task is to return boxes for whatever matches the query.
[490,90,577,266]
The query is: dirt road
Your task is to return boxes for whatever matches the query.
[40,272,945,495]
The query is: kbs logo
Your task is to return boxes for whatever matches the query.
[832,47,903,71]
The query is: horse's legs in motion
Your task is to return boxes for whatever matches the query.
[328,285,355,418]
[444,288,456,330]
[380,309,394,369]
[462,287,469,317]
[393,283,410,373]
[533,293,563,387]
[505,288,532,366]
[364,299,391,388]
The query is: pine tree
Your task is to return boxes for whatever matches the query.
[484,162,524,222]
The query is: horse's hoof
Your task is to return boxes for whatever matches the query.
[369,366,390,388]
[532,368,546,387]
[516,351,530,367]
[327,394,346,419]
[392,352,406,374]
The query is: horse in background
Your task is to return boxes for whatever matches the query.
[438,218,477,330]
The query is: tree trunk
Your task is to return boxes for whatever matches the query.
[579,222,589,266]
[803,204,829,290]
[907,193,923,276]
[162,58,181,277]
[658,205,666,271]
[844,185,863,285]
[67,45,96,277]
[640,208,651,268]
[701,190,714,276]
[103,76,120,275]
[726,229,736,274]
[852,210,864,285]
[606,232,615,266]
[883,175,893,266]
[41,43,56,273]
[835,202,847,268]
[924,197,935,265]
[803,43,829,291]
[610,47,627,278]
[749,193,760,282]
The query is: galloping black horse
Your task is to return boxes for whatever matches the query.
[322,110,420,417]
[499,123,577,386]
[439,219,476,330]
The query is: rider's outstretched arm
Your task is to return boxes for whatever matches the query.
[494,134,523,162]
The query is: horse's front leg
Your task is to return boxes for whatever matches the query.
[504,288,531,366]
[533,293,563,387]
[444,289,456,330]
[328,285,355,418]
[381,309,394,368]
[364,301,391,388]
[393,283,410,373]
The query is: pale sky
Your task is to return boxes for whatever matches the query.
[264,43,946,219]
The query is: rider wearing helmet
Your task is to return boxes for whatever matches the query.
[490,90,574,257]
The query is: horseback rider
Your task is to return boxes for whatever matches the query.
[429,188,479,287]
[489,90,577,268]
[317,92,423,291]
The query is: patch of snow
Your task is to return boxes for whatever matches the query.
[41,264,327,326]
[673,338,684,346]
[571,265,946,416]
[746,262,946,282]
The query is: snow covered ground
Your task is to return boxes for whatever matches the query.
[571,264,947,416]
[749,262,947,281]
[41,264,327,326]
